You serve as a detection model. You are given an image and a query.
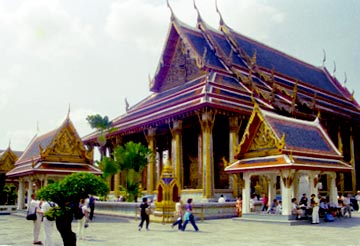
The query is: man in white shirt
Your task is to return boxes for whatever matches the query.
[218,195,225,203]
[29,194,42,245]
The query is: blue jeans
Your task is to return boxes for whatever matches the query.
[182,214,198,231]
[172,217,182,230]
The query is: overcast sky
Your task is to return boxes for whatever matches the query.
[0,0,359,151]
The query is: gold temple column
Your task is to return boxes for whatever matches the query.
[145,127,156,194]
[198,110,216,200]
[229,116,242,197]
[170,120,183,188]
[337,127,344,193]
[350,127,357,194]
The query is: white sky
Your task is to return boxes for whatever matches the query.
[0,0,359,151]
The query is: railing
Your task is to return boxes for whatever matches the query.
[0,205,17,215]
[94,201,237,222]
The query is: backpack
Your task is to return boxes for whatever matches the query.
[74,205,84,220]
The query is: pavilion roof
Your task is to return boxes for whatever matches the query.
[7,116,100,178]
[225,105,351,173]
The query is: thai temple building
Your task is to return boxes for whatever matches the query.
[6,115,101,209]
[82,3,360,211]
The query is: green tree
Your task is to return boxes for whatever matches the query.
[37,172,109,245]
[1,183,17,205]
[102,141,151,202]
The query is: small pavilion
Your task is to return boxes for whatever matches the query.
[6,115,102,209]
[225,104,352,216]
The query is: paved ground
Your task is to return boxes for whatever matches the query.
[1,212,360,246]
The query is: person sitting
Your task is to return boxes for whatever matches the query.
[341,193,352,218]
[291,198,304,219]
[319,198,330,218]
[276,200,282,215]
[267,199,278,214]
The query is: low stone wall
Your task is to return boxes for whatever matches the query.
[0,205,17,215]
[94,201,237,222]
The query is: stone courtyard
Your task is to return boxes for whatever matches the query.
[0,212,359,246]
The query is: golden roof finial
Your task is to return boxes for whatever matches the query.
[166,0,175,21]
[215,0,225,26]
[67,103,71,119]
[317,110,321,118]
[321,49,326,67]
[332,60,336,76]
[125,98,129,112]
[36,121,40,135]
[193,0,202,23]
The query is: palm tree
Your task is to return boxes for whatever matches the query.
[86,114,113,146]
[102,141,151,202]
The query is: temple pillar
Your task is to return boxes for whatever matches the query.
[114,135,123,196]
[350,127,357,194]
[27,178,33,207]
[229,116,241,197]
[337,127,345,194]
[198,110,216,200]
[328,172,338,205]
[145,127,156,194]
[17,178,25,210]
[266,174,277,205]
[280,170,296,216]
[242,172,251,213]
[170,120,183,188]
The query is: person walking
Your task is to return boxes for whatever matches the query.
[138,197,150,231]
[181,198,199,232]
[41,201,56,246]
[29,193,43,245]
[171,196,183,230]
[77,199,89,240]
[235,195,242,217]
[88,195,95,221]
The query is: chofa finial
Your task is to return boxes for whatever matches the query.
[321,49,326,67]
[166,0,175,20]
[215,0,225,26]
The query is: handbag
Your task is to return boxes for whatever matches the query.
[26,208,37,221]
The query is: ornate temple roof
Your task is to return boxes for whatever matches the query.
[7,116,101,178]
[83,6,360,144]
[225,104,352,173]
[0,147,22,173]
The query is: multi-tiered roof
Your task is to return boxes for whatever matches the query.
[83,4,359,143]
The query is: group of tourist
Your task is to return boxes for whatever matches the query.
[27,194,95,245]
[138,196,199,232]
[291,192,360,224]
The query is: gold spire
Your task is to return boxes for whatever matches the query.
[67,103,71,119]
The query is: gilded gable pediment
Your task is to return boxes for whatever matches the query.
[41,123,91,163]
[249,122,276,151]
